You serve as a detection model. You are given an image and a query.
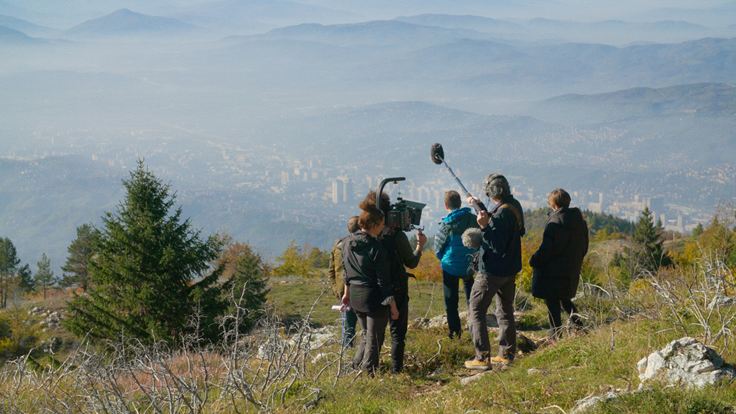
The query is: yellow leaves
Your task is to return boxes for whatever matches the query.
[413,252,442,282]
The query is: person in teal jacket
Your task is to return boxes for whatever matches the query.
[434,190,479,339]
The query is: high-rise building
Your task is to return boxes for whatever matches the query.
[331,179,344,205]
[343,177,353,203]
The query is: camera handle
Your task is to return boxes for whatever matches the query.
[376,177,406,205]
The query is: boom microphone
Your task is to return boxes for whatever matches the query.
[430,143,487,212]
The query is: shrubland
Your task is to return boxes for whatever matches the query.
[1,164,735,413]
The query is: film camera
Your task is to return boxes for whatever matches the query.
[377,177,426,232]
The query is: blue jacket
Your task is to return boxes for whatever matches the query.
[434,207,478,277]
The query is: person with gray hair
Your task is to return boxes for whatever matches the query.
[464,173,525,370]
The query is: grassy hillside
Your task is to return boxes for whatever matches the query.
[1,257,735,413]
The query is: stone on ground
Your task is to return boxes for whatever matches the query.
[637,336,736,388]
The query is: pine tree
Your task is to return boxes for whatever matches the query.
[61,224,100,290]
[17,264,34,293]
[0,238,21,308]
[630,207,670,275]
[34,253,55,300]
[692,223,704,237]
[219,242,269,332]
[65,161,228,345]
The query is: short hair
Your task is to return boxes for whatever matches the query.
[444,190,461,209]
[358,195,385,230]
[347,216,360,233]
[548,188,571,209]
[484,173,511,199]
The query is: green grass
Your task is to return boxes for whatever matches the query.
[268,276,454,328]
[268,278,736,413]
[2,277,734,413]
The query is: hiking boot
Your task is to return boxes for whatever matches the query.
[464,358,491,371]
[490,355,513,365]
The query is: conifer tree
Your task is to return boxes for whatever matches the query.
[630,207,671,274]
[219,242,269,332]
[17,264,34,293]
[34,253,56,300]
[61,224,100,290]
[65,161,227,345]
[0,238,21,308]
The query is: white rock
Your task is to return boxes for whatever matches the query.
[311,353,329,364]
[708,295,736,310]
[637,337,736,388]
[413,312,497,329]
[571,390,623,414]
[460,370,493,386]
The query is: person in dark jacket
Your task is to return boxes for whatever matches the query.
[367,191,426,373]
[342,200,399,373]
[434,190,479,339]
[530,188,589,339]
[328,216,360,348]
[465,173,525,370]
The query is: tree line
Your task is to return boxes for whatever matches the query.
[2,160,734,348]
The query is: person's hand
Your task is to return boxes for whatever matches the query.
[477,210,490,229]
[390,302,400,320]
[341,293,349,307]
[467,196,480,207]
[416,229,427,250]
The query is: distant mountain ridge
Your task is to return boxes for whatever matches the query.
[0,24,42,44]
[396,14,719,44]
[534,82,736,124]
[262,20,490,47]
[0,14,56,36]
[66,8,195,37]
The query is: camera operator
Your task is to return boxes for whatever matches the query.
[342,200,399,373]
[465,173,525,371]
[367,191,427,373]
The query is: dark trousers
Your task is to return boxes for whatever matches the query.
[443,271,473,337]
[544,298,581,338]
[389,295,409,373]
[341,309,358,348]
[353,306,389,372]
[469,273,516,360]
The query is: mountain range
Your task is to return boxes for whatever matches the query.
[532,82,736,124]
[65,8,196,37]
[0,14,56,36]
[0,25,43,44]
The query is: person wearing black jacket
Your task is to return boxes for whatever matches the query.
[530,188,589,339]
[368,191,426,373]
[342,200,399,372]
[465,173,525,370]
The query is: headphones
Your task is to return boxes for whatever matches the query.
[484,174,510,198]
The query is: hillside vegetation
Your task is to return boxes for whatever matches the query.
[1,164,735,413]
